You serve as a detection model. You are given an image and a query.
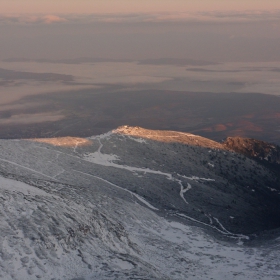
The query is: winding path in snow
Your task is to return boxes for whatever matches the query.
[176,213,249,240]
[0,158,57,181]
[73,170,159,211]
[85,133,250,241]
[84,133,214,206]
[179,181,192,204]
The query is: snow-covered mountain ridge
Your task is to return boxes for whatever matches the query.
[0,126,280,279]
[114,125,226,149]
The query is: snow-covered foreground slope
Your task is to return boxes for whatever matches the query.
[0,126,279,279]
[0,176,280,280]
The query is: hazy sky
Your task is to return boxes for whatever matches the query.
[0,2,280,139]
[2,0,280,14]
[0,1,280,62]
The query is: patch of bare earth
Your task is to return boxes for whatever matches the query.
[114,125,225,149]
[30,137,92,147]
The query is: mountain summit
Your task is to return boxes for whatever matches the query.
[114,125,226,149]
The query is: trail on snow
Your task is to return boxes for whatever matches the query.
[83,133,249,240]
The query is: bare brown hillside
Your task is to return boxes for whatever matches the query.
[223,137,280,165]
[114,125,225,149]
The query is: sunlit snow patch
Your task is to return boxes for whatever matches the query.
[84,152,120,165]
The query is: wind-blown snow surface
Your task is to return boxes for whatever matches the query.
[0,129,279,279]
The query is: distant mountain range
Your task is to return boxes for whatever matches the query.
[3,57,217,66]
[0,126,279,279]
[0,90,279,147]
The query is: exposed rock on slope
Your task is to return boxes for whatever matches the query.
[31,136,92,147]
[223,136,280,165]
[223,136,280,180]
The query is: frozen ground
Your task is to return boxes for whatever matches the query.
[1,176,280,280]
[0,128,279,279]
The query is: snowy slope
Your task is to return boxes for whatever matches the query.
[0,127,279,279]
[1,175,280,280]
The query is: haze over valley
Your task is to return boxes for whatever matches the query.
[0,60,280,144]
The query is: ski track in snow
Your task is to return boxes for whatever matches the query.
[177,213,249,240]
[0,157,57,181]
[73,170,159,211]
[178,174,215,182]
[53,168,65,179]
[73,139,86,153]
[205,214,213,225]
[179,181,191,204]
[126,135,147,144]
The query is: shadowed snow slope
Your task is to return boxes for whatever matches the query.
[0,126,279,279]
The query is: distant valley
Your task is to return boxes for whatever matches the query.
[0,89,279,145]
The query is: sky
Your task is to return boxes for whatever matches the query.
[0,1,280,62]
[0,1,280,141]
[1,0,280,14]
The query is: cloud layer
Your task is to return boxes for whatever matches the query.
[1,10,280,25]
[0,14,67,25]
